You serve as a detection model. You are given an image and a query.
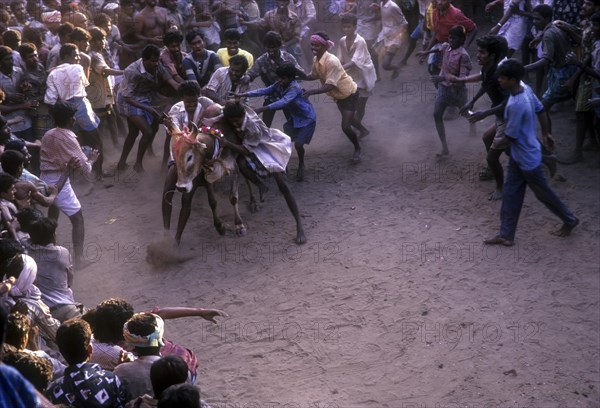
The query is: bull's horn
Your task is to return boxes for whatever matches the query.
[189,122,199,139]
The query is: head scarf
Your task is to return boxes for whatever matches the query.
[310,34,334,49]
[7,255,42,301]
[123,313,165,348]
[42,11,62,23]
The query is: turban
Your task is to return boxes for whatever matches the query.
[123,313,165,348]
[310,34,334,49]
[7,255,41,301]
[42,11,62,23]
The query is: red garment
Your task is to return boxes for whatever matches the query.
[432,5,476,43]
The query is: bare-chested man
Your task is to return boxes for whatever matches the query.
[134,0,172,47]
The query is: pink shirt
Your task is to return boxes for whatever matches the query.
[433,5,476,43]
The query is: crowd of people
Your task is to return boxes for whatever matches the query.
[0,0,598,405]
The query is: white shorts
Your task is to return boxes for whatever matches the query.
[40,172,81,216]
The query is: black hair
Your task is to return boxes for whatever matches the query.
[93,13,112,27]
[262,31,282,48]
[88,27,107,43]
[223,101,246,120]
[0,239,24,267]
[142,44,161,60]
[532,4,553,19]
[158,384,201,408]
[4,312,30,349]
[179,80,202,97]
[151,356,190,398]
[591,11,600,24]
[18,42,36,58]
[59,43,78,61]
[223,28,241,41]
[2,351,53,392]
[126,313,157,336]
[50,101,77,127]
[185,29,205,44]
[28,218,58,246]
[0,172,16,194]
[340,14,358,26]
[476,35,509,64]
[57,22,75,38]
[448,25,466,39]
[496,58,525,81]
[275,63,297,80]
[0,150,25,176]
[70,27,91,42]
[56,319,92,365]
[81,298,134,344]
[2,30,21,50]
[0,303,8,353]
[164,31,184,46]
[229,54,249,71]
[15,208,43,234]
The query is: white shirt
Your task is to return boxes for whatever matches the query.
[44,63,89,104]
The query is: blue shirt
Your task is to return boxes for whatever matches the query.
[0,364,40,408]
[504,83,544,171]
[245,80,316,128]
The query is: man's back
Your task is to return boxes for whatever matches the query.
[113,355,161,403]
[48,362,126,407]
[0,364,40,408]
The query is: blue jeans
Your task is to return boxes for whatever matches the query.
[499,159,577,241]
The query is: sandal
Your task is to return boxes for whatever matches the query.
[479,168,494,181]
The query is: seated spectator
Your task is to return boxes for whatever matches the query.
[2,312,65,378]
[158,383,201,408]
[47,318,126,407]
[0,150,59,209]
[0,173,19,241]
[28,217,84,322]
[2,350,53,393]
[0,248,62,355]
[82,298,136,371]
[125,355,189,408]
[114,313,166,402]
[0,303,41,408]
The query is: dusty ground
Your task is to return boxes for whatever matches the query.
[56,29,600,408]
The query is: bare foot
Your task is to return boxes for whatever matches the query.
[258,182,269,202]
[436,149,449,159]
[295,230,307,245]
[296,164,305,182]
[483,236,514,246]
[488,189,502,201]
[352,149,361,162]
[117,162,128,171]
[391,67,401,80]
[133,163,145,173]
[359,128,370,138]
[551,217,579,237]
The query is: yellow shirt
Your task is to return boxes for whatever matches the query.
[216,48,254,68]
[310,51,357,100]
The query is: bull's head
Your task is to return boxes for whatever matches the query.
[171,122,209,193]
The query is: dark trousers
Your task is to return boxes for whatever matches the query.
[499,158,577,240]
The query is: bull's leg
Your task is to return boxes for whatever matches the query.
[273,172,306,245]
[162,165,177,233]
[229,170,247,236]
[175,183,198,245]
[245,178,258,214]
[205,182,227,236]
[236,155,268,206]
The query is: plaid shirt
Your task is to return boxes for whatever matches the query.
[260,8,301,43]
[40,127,92,173]
[246,50,304,87]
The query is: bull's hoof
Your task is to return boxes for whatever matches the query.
[249,201,259,214]
[295,231,307,245]
[236,224,247,236]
